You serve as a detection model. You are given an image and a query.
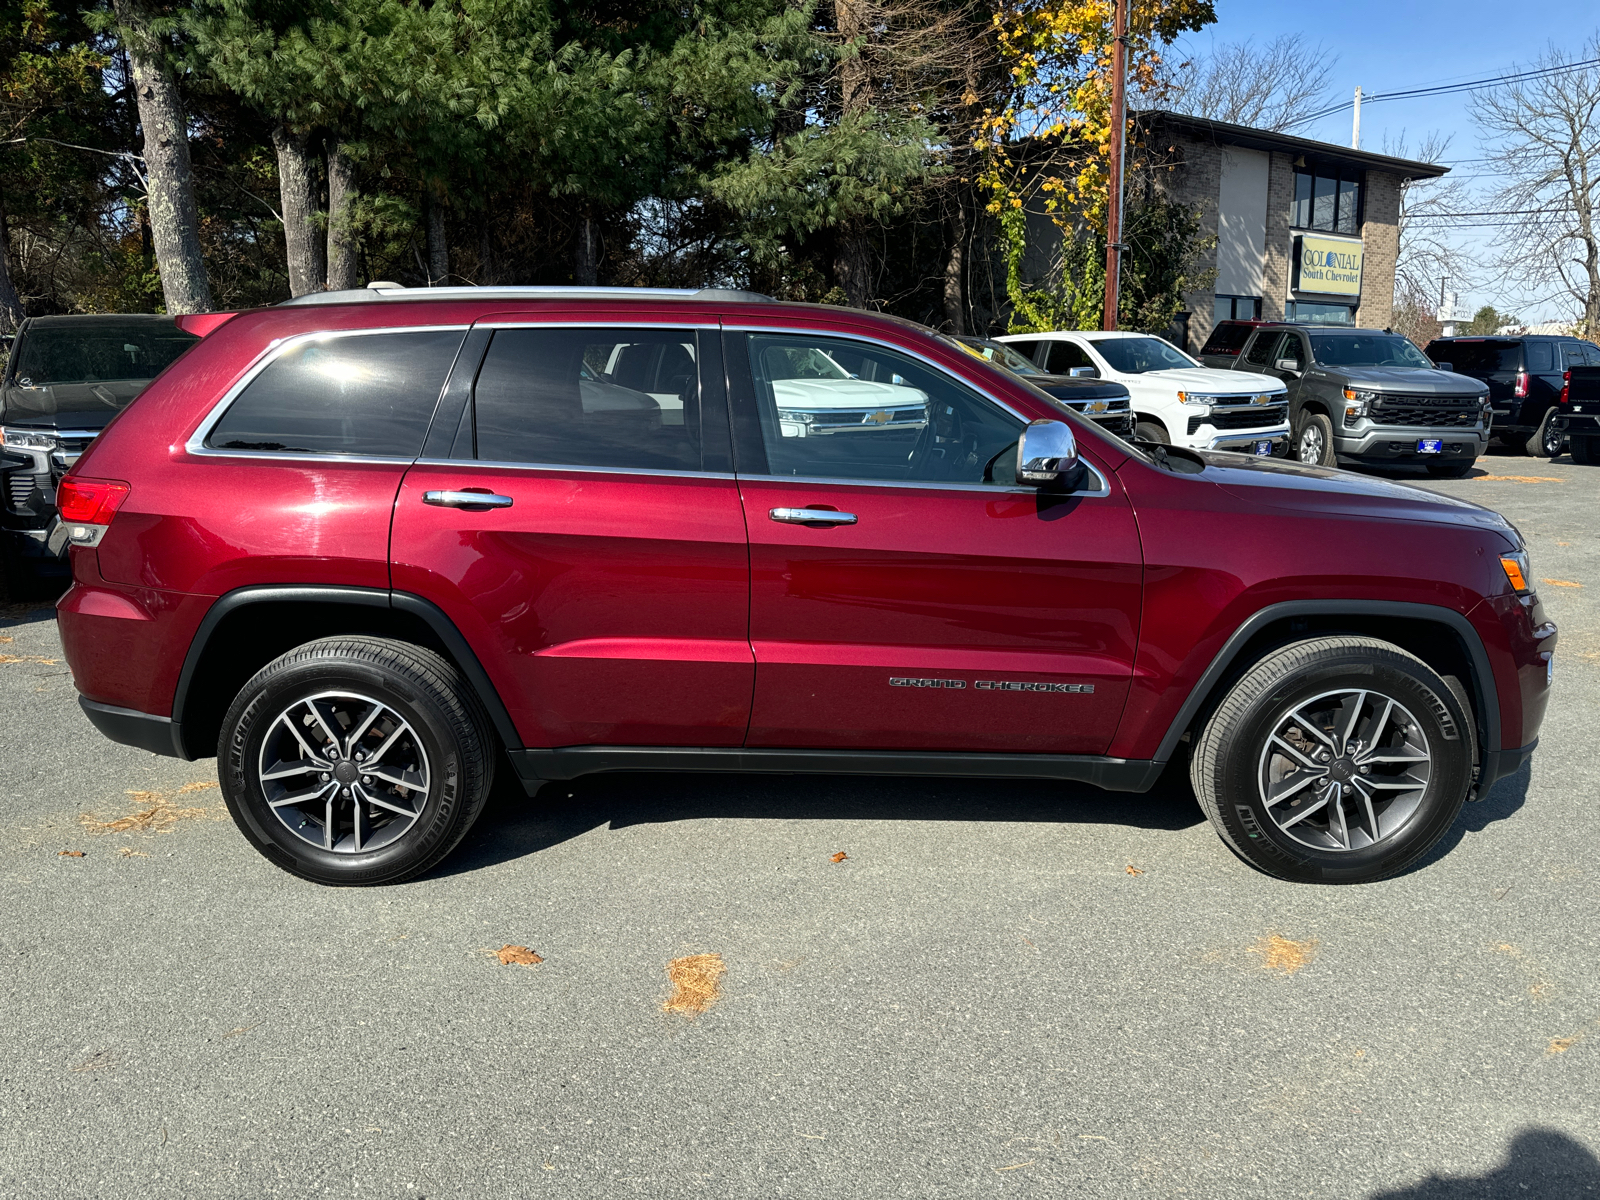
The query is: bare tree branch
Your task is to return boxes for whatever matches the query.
[1167,35,1337,131]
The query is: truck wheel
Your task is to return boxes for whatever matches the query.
[218,636,495,886]
[1526,410,1563,458]
[1190,636,1473,884]
[1425,458,1476,478]
[1133,419,1168,444]
[1571,435,1600,465]
[1294,412,1336,466]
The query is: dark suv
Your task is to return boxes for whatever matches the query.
[1425,335,1600,458]
[58,285,1554,887]
[1,314,198,593]
[1232,324,1490,476]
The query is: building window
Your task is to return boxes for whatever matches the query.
[1292,167,1363,235]
[1213,295,1262,323]
[1285,300,1355,326]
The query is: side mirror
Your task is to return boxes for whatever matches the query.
[1068,366,1097,378]
[1274,357,1301,374]
[1015,419,1082,489]
[1433,361,1453,373]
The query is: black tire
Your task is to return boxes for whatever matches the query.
[1293,411,1336,466]
[1425,457,1476,478]
[1190,636,1474,884]
[1525,409,1563,458]
[1571,435,1600,465]
[219,636,495,886]
[1133,419,1168,444]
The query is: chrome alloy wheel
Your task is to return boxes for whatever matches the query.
[257,691,431,853]
[1297,422,1325,464]
[1257,689,1431,852]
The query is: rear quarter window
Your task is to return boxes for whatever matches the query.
[1526,342,1553,372]
[206,329,464,457]
[1436,340,1522,374]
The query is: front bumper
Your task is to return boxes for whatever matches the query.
[1334,426,1489,461]
[1203,425,1290,454]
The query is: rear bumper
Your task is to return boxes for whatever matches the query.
[78,697,189,758]
[1481,740,1537,790]
[1551,413,1600,435]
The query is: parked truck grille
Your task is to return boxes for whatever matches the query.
[1190,404,1287,434]
[1370,404,1479,428]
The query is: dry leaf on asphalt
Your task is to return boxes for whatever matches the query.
[664,952,725,1016]
[0,635,11,643]
[830,851,848,863]
[58,850,85,858]
[0,653,60,665]
[1548,1035,1582,1055]
[1542,579,1583,588]
[1124,864,1143,876]
[496,945,543,966]
[1249,933,1319,975]
[80,783,217,834]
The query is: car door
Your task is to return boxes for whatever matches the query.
[726,327,1142,755]
[390,317,753,748]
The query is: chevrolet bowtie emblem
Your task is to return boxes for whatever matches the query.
[866,410,892,424]
[1086,400,1108,414]
[1253,394,1272,405]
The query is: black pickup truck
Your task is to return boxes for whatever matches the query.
[1551,365,1600,464]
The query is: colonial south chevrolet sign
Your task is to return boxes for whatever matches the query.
[1295,235,1363,296]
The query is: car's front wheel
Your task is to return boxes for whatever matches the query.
[1190,637,1474,883]
[1294,412,1336,466]
[219,637,495,886]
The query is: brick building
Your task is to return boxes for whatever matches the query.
[1124,112,1447,351]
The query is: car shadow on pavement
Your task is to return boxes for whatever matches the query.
[433,757,1207,879]
[1368,1128,1600,1198]
[0,600,62,628]
[1394,756,1532,880]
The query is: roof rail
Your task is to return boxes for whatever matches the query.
[276,283,775,307]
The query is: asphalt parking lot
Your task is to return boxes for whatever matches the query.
[2,447,1597,1199]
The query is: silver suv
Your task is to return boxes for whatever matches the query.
[1232,325,1490,478]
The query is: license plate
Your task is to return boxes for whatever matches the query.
[1253,441,1272,456]
[1417,439,1443,454]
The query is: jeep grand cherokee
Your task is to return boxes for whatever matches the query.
[56,285,1555,887]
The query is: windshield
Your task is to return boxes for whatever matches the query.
[1088,336,1198,374]
[1310,333,1433,370]
[10,320,199,388]
[950,336,1045,376]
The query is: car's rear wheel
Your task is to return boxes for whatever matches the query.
[1571,435,1600,465]
[219,637,494,886]
[1190,636,1473,883]
[1425,457,1476,478]
[1526,409,1563,457]
[1294,412,1336,466]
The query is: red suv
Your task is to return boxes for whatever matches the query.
[56,286,1556,886]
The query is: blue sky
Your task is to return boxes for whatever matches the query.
[1174,0,1598,322]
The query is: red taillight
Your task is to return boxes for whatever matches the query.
[1514,371,1528,397]
[1559,371,1570,405]
[57,477,130,524]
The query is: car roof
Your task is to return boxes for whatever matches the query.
[277,284,773,307]
[21,313,182,328]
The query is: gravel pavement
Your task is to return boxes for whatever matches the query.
[2,446,1597,1199]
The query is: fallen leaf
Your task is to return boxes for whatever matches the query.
[1543,578,1582,588]
[1124,864,1143,876]
[58,849,85,858]
[1548,1035,1582,1055]
[830,851,848,863]
[1476,475,1564,483]
[80,783,218,834]
[496,945,543,966]
[0,635,11,643]
[117,848,148,858]
[1556,541,1572,546]
[664,952,725,1016]
[0,653,59,665]
[1248,933,1319,975]
[994,1161,1034,1173]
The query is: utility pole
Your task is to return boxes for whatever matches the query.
[1101,0,1128,332]
[1351,85,1362,150]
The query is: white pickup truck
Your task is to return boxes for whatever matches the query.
[997,330,1289,456]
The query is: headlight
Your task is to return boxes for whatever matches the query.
[1499,549,1532,594]
[1342,388,1378,419]
[1176,392,1219,407]
[2,427,58,451]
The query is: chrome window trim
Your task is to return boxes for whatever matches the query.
[724,324,1113,498]
[412,457,736,482]
[471,320,718,332]
[183,324,472,460]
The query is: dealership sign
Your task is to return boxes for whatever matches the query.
[1295,235,1363,296]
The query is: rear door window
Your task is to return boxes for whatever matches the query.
[1042,340,1095,374]
[206,329,463,457]
[1242,332,1284,368]
[1525,342,1553,373]
[1436,340,1522,374]
[472,327,704,470]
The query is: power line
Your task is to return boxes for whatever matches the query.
[1283,57,1600,129]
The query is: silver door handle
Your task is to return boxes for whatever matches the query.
[423,490,514,509]
[769,507,857,526]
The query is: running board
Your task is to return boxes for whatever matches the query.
[507,746,1165,794]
